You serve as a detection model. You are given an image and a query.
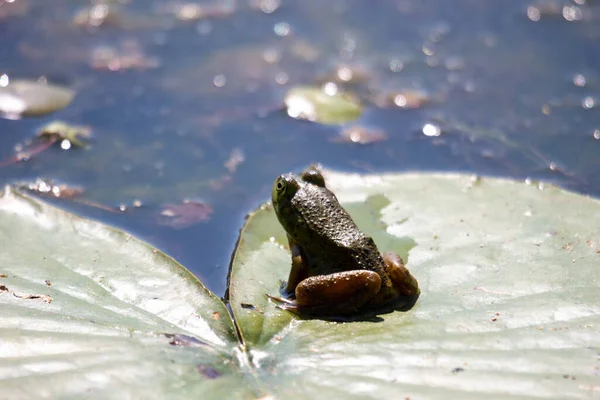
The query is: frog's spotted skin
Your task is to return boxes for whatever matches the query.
[269,167,419,317]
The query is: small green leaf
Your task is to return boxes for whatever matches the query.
[285,86,363,125]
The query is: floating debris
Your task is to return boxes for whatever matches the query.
[72,3,123,29]
[20,178,84,199]
[224,147,245,173]
[196,364,222,379]
[158,200,213,229]
[164,333,209,347]
[374,89,433,109]
[0,121,90,168]
[0,0,30,19]
[13,292,53,303]
[90,41,160,71]
[169,1,236,21]
[332,125,387,145]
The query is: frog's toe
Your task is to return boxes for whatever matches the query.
[266,294,300,313]
[266,293,294,304]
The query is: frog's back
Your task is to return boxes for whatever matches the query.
[292,184,363,247]
[291,184,385,275]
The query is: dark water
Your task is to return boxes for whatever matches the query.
[1,0,599,296]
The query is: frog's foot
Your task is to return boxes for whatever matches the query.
[367,252,419,311]
[267,293,297,307]
[382,252,420,298]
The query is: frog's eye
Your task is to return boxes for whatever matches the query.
[276,179,286,194]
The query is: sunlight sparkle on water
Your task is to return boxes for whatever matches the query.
[286,94,316,121]
[323,82,338,96]
[337,67,353,82]
[422,123,441,137]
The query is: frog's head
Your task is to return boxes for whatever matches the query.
[272,174,301,216]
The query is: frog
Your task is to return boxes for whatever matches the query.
[267,166,420,317]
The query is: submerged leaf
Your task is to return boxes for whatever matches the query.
[285,85,363,125]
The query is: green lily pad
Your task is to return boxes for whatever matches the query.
[0,186,244,399]
[2,169,600,399]
[0,79,75,118]
[284,86,363,125]
[230,170,600,398]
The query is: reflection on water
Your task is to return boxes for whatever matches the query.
[0,0,598,295]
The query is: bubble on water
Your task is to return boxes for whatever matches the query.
[257,0,280,14]
[389,59,404,72]
[213,74,226,88]
[562,5,582,21]
[582,96,596,109]
[275,72,288,85]
[527,6,541,21]
[274,22,290,37]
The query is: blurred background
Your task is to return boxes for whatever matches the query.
[0,0,598,296]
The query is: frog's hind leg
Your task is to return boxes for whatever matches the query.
[292,270,382,316]
[300,167,326,188]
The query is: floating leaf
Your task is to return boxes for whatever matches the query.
[0,79,75,118]
[3,169,600,398]
[37,120,92,148]
[0,186,242,399]
[285,85,363,125]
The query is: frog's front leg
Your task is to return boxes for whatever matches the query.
[280,236,308,297]
[273,270,382,316]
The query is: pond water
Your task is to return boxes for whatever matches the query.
[1,0,598,296]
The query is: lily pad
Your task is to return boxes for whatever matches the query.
[0,186,242,399]
[285,86,363,125]
[2,169,600,399]
[229,171,600,398]
[0,79,75,118]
